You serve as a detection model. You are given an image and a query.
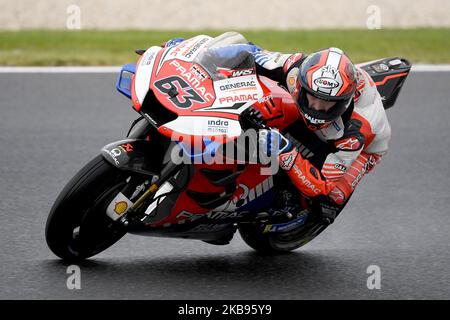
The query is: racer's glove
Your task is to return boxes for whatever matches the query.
[258,128,293,158]
[277,142,381,205]
[240,107,266,130]
[278,147,332,198]
[327,151,381,205]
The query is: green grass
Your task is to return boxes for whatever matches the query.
[0,29,449,66]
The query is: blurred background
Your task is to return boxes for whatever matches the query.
[0,0,449,66]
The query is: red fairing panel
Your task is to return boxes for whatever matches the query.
[150,58,219,116]
[253,76,301,131]
[150,162,273,227]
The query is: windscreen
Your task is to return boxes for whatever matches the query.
[194,34,257,81]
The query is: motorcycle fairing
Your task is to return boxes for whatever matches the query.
[130,35,272,141]
[128,217,237,242]
[131,46,164,111]
[116,63,136,99]
[162,115,243,138]
[357,57,411,109]
[145,163,275,228]
[101,139,165,175]
[131,35,212,110]
[151,58,216,114]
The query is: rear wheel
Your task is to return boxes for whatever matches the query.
[45,155,131,261]
[238,219,329,254]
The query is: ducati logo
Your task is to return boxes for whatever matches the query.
[110,148,122,157]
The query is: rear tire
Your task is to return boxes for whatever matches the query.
[238,220,329,254]
[45,155,130,261]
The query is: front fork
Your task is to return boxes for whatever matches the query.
[101,138,184,226]
[101,117,183,226]
[122,160,182,225]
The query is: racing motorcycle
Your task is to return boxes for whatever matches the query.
[45,33,411,261]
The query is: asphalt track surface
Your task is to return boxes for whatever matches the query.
[0,72,449,299]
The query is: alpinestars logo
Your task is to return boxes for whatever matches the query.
[336,137,361,151]
[279,149,298,171]
[329,188,345,204]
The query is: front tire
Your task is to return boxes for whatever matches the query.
[45,155,130,261]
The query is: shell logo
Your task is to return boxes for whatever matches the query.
[114,201,128,215]
[288,76,296,86]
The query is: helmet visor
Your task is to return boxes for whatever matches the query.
[297,89,350,124]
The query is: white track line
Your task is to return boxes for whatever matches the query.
[0,65,449,73]
[0,66,121,73]
[411,65,450,72]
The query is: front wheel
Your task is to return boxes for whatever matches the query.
[45,155,131,261]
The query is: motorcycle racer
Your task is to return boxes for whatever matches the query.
[45,32,408,261]
[163,32,391,223]
[253,45,390,222]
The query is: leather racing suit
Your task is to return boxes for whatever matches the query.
[248,43,391,220]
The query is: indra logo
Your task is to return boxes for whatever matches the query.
[207,119,230,134]
[207,119,229,127]
[314,77,340,89]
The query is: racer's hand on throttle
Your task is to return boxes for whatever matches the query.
[240,107,266,130]
[258,129,293,158]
